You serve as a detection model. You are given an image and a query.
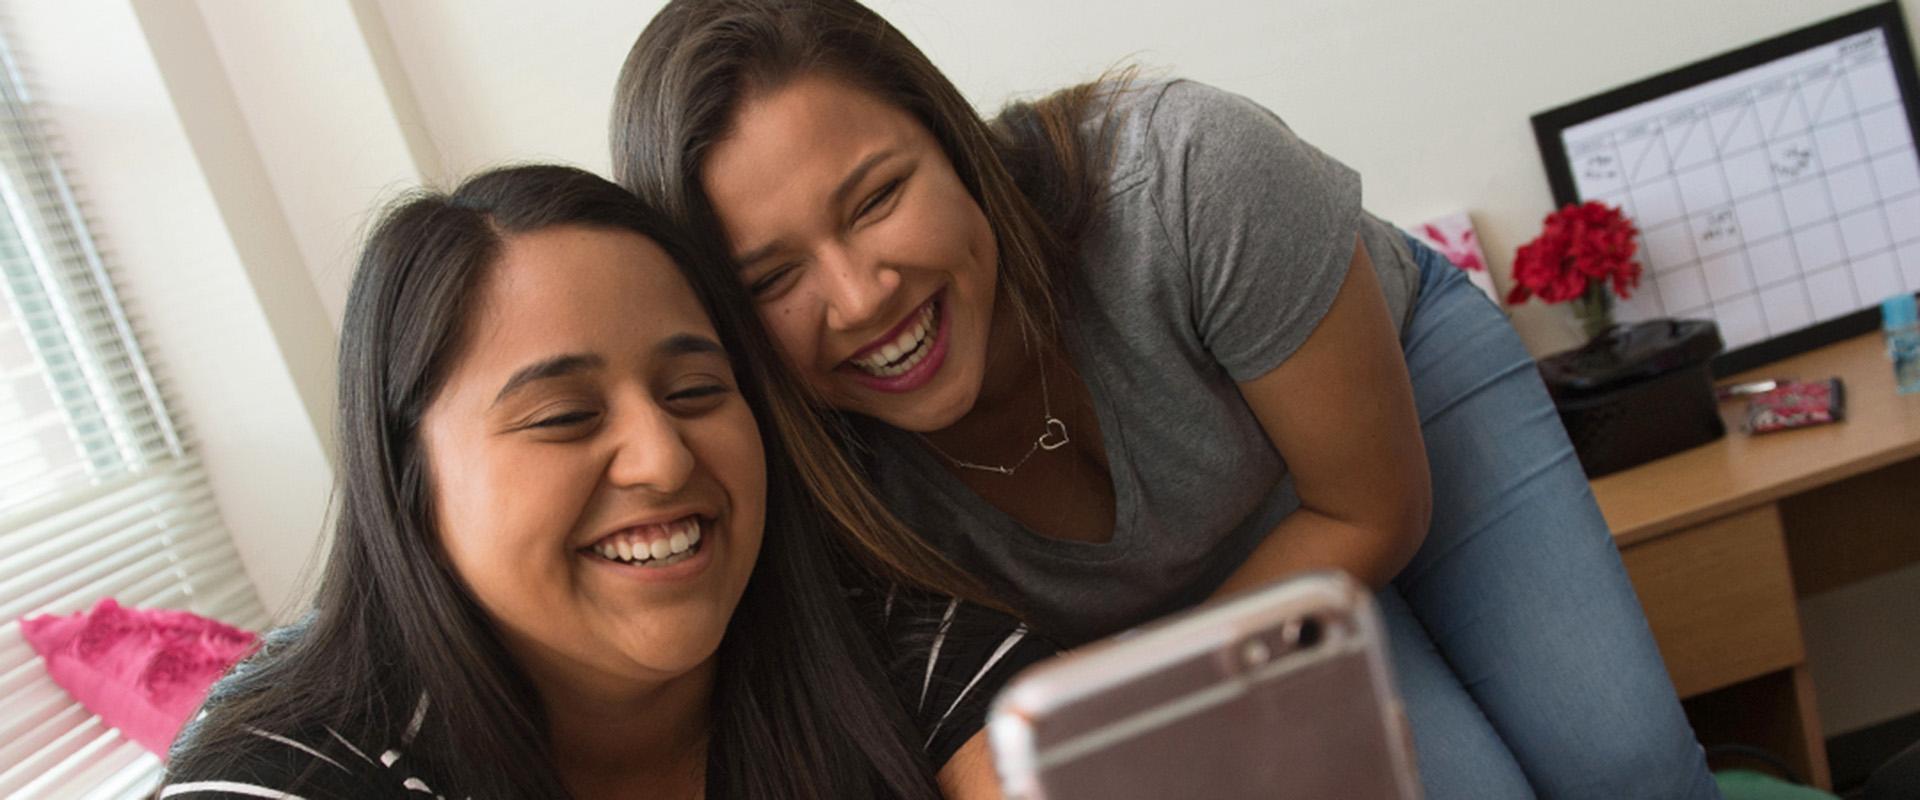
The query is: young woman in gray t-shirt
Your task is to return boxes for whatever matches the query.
[613,1,1721,798]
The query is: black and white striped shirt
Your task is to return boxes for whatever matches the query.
[161,595,1051,798]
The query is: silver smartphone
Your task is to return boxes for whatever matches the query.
[987,572,1421,800]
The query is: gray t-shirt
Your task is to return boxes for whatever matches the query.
[855,80,1421,644]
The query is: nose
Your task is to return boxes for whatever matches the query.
[605,402,695,495]
[817,242,901,332]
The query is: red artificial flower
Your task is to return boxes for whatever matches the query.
[1506,201,1643,306]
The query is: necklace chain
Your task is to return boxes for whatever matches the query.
[919,353,1070,477]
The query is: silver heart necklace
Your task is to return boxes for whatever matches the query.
[918,348,1070,477]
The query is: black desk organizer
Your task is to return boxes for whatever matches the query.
[1537,320,1727,478]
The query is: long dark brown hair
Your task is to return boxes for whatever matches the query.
[611,0,1123,607]
[165,165,942,799]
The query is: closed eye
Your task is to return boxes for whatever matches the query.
[666,382,734,415]
[667,384,729,403]
[855,179,902,220]
[528,410,598,429]
[749,262,799,297]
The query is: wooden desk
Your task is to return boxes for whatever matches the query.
[1592,332,1920,790]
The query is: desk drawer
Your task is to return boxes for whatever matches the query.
[1619,504,1804,698]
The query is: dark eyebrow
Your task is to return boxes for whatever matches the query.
[732,148,897,269]
[491,354,604,408]
[734,239,783,271]
[658,333,726,359]
[830,148,895,212]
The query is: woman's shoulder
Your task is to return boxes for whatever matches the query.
[162,719,431,799]
[165,662,456,800]
[1107,78,1262,127]
[1099,78,1320,183]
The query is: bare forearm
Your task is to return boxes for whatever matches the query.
[1222,240,1430,600]
[939,732,1003,800]
[1209,507,1424,599]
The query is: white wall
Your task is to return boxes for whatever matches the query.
[196,0,434,328]
[372,0,1920,355]
[3,0,341,619]
[13,0,1919,732]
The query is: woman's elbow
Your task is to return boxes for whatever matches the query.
[1385,467,1433,574]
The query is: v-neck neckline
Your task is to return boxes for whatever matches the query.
[885,322,1139,561]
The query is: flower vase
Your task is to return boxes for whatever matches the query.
[1570,284,1615,341]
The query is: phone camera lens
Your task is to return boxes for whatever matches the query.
[1292,617,1323,649]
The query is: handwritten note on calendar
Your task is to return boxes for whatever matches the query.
[1555,27,1920,351]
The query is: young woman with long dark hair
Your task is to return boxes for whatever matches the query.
[161,165,1046,798]
[611,2,1720,797]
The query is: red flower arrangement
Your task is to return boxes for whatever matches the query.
[1507,201,1643,306]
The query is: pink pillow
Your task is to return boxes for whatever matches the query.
[20,598,257,757]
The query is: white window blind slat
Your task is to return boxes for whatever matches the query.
[5,523,206,626]
[0,694,88,782]
[0,632,48,690]
[78,751,165,800]
[31,358,157,395]
[11,720,137,799]
[0,478,162,558]
[0,669,72,740]
[0,710,110,796]
[0,463,92,512]
[0,632,31,672]
[0,462,216,558]
[9,301,126,333]
[2,505,199,614]
[0,427,175,469]
[0,23,270,799]
[115,541,245,614]
[0,425,175,463]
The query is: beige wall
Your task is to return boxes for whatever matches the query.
[11,0,1917,732]
[372,0,1920,356]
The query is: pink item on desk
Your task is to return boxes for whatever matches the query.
[19,598,257,757]
[1409,211,1502,306]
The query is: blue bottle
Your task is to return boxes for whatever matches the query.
[1887,293,1920,395]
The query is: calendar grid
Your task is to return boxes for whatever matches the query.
[1560,29,1920,351]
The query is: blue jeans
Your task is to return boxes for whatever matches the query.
[1382,236,1720,799]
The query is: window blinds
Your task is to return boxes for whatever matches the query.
[0,30,269,800]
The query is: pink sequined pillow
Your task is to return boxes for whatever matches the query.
[20,598,257,757]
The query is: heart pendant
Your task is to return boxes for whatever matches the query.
[1037,417,1070,451]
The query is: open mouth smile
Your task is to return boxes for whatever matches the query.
[582,515,706,570]
[840,292,949,393]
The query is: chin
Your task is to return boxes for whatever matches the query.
[866,379,979,433]
[617,623,729,679]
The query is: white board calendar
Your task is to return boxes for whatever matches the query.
[1533,4,1920,372]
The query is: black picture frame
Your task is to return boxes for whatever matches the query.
[1531,2,1920,376]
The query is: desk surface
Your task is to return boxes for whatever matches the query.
[1592,331,1920,546]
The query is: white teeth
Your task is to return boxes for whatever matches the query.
[632,541,697,568]
[589,517,706,566]
[851,302,937,377]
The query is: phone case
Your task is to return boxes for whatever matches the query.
[988,572,1421,800]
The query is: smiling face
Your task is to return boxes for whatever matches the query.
[419,224,765,695]
[700,74,1002,433]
